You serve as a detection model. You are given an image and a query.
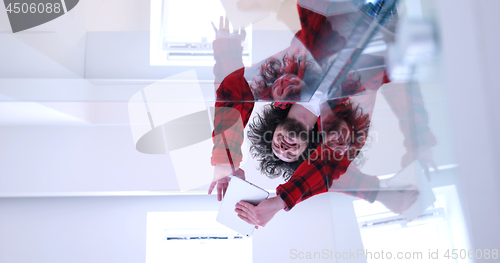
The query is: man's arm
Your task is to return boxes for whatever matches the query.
[210,65,254,199]
[276,144,350,210]
[209,18,255,199]
[330,166,420,214]
[212,16,246,83]
[211,68,254,168]
[211,16,252,168]
[295,3,346,66]
[380,81,438,178]
[235,152,363,228]
[236,166,420,227]
[329,164,380,203]
[236,196,287,228]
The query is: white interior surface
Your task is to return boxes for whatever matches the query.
[0,0,499,262]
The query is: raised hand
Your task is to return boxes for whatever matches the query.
[208,165,245,201]
[211,16,246,42]
[401,146,438,181]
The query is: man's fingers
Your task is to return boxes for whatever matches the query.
[219,16,224,30]
[236,202,255,217]
[236,207,258,225]
[238,214,256,226]
[233,168,245,180]
[211,21,218,33]
[238,201,256,214]
[208,182,216,195]
[236,202,257,222]
[235,208,251,220]
[217,183,224,201]
[225,16,230,30]
[222,182,228,197]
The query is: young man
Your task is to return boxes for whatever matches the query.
[209,0,368,195]
[210,1,437,227]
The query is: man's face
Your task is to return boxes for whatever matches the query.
[271,74,303,101]
[271,118,309,162]
[324,120,351,156]
[283,44,305,74]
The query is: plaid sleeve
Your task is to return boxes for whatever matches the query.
[329,165,380,203]
[380,80,437,151]
[364,57,437,151]
[296,3,327,48]
[276,145,381,210]
[276,145,351,211]
[213,38,245,83]
[211,36,254,167]
[294,3,345,64]
[211,68,254,167]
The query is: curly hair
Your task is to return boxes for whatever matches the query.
[249,51,321,101]
[322,98,371,165]
[250,57,283,100]
[247,104,321,181]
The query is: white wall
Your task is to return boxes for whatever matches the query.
[436,0,500,257]
[0,125,177,194]
[0,195,218,263]
[0,193,340,263]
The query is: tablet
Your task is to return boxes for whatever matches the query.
[386,161,436,220]
[216,176,269,237]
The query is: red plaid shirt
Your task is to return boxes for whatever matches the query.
[211,1,338,166]
[211,67,254,167]
[294,1,346,65]
[211,48,384,206]
[274,1,436,211]
[276,69,389,211]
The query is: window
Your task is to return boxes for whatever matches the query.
[146,211,253,263]
[354,185,471,263]
[150,0,252,66]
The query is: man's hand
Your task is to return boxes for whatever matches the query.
[208,165,244,201]
[401,147,438,181]
[235,196,286,228]
[375,186,419,215]
[211,16,246,42]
